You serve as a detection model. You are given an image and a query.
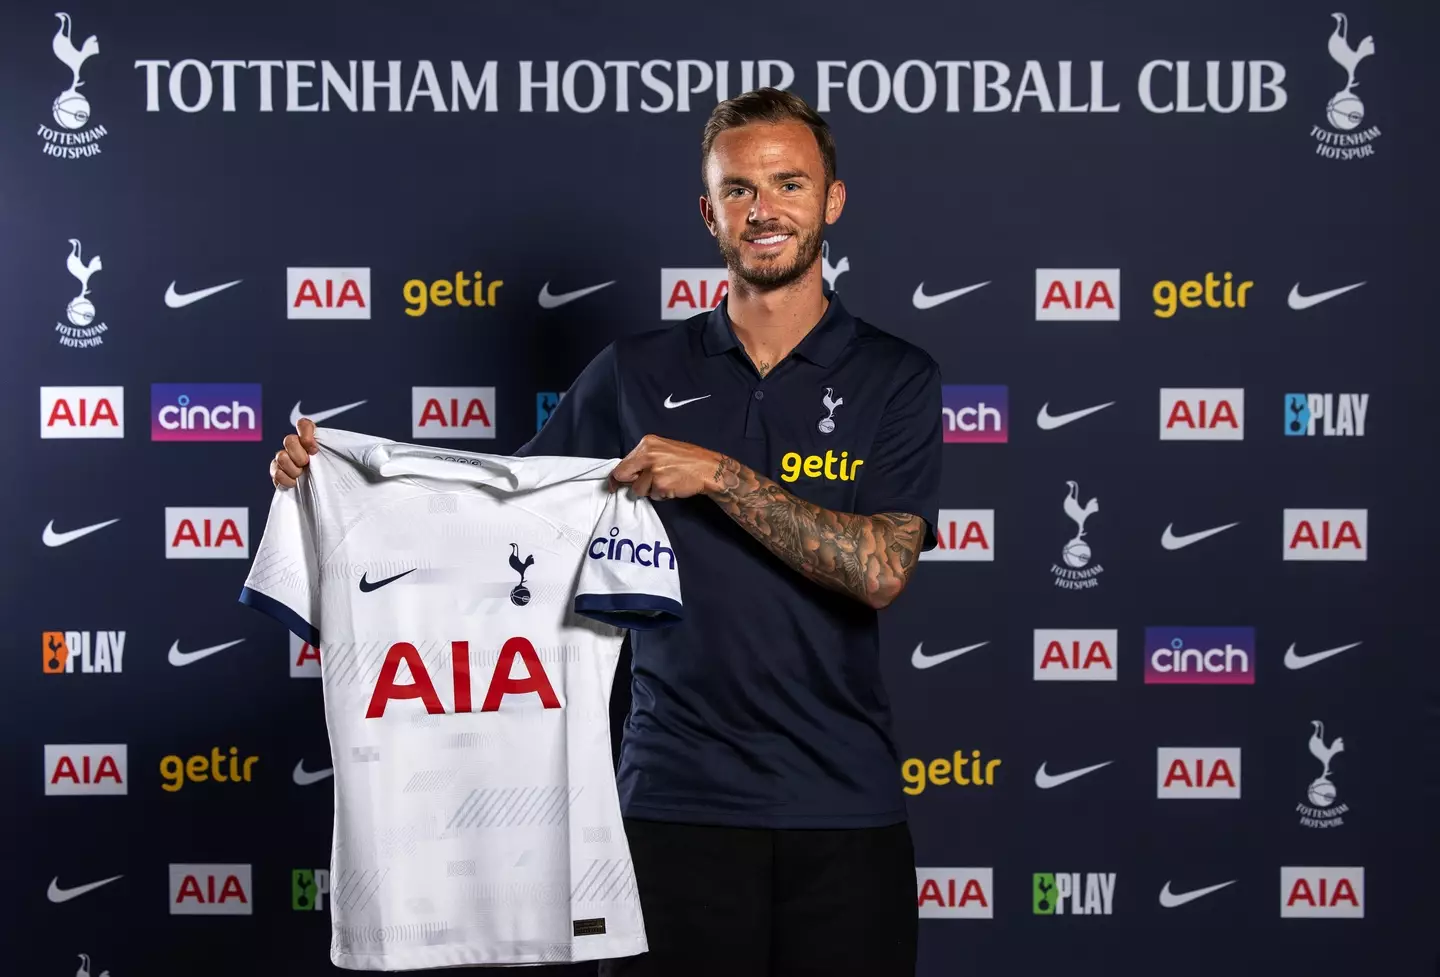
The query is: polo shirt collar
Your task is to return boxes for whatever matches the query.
[702,289,857,368]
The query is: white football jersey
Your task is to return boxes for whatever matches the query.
[238,428,682,970]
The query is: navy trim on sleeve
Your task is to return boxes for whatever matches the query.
[573,593,683,630]
[238,586,320,646]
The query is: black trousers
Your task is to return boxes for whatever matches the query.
[599,817,918,977]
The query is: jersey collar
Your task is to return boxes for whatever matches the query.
[316,428,614,491]
[701,289,857,368]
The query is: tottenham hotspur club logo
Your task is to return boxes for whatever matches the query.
[57,239,107,348]
[42,13,108,160]
[1051,481,1103,590]
[508,543,535,606]
[1297,720,1348,829]
[1313,12,1380,161]
[818,387,843,434]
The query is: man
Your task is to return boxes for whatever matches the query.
[272,88,942,977]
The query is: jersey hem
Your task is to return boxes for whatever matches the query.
[238,585,320,646]
[621,801,908,829]
[574,593,683,629]
[330,934,647,970]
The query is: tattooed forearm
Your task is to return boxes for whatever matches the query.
[707,454,924,609]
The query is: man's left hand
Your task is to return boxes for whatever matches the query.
[609,434,722,501]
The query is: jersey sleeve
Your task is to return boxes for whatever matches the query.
[237,478,322,645]
[572,483,683,630]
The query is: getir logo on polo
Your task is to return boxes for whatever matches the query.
[287,267,370,320]
[160,747,259,792]
[165,507,248,559]
[1280,867,1363,918]
[403,271,504,316]
[1144,627,1254,685]
[1035,269,1119,320]
[170,864,252,916]
[290,634,321,678]
[412,386,494,439]
[41,386,123,438]
[779,450,864,483]
[43,630,125,674]
[917,868,993,919]
[661,268,727,320]
[903,750,1001,795]
[1033,872,1116,915]
[1157,747,1240,798]
[921,509,994,562]
[1152,272,1253,318]
[1033,629,1117,681]
[942,385,1008,443]
[150,383,261,441]
[45,744,127,795]
[1283,509,1366,561]
[1160,388,1244,440]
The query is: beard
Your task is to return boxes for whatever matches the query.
[717,219,826,291]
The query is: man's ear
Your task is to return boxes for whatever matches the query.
[699,193,718,237]
[824,179,847,225]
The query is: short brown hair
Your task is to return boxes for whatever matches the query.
[700,88,836,192]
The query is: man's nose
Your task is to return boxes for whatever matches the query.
[748,189,777,222]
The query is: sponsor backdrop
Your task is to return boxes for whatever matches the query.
[2,0,1435,974]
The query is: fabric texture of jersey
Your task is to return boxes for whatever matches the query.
[237,427,682,970]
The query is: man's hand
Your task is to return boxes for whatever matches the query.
[608,434,723,501]
[271,418,318,488]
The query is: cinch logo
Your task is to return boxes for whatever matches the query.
[287,267,371,319]
[150,383,261,441]
[292,869,330,910]
[1157,747,1240,799]
[1033,872,1116,916]
[45,744,127,795]
[169,864,252,916]
[536,391,564,431]
[1283,508,1366,561]
[402,271,504,316]
[290,634,321,678]
[661,268,727,320]
[41,386,123,438]
[589,527,677,570]
[368,637,562,718]
[941,385,1008,443]
[1280,867,1363,918]
[1284,393,1369,437]
[165,507,248,559]
[412,386,494,439]
[917,868,993,919]
[1144,627,1254,685]
[1033,629,1117,682]
[921,509,994,563]
[1152,273,1253,318]
[902,750,1002,795]
[1159,388,1244,440]
[779,450,865,482]
[43,630,125,674]
[160,747,259,792]
[1035,269,1119,321]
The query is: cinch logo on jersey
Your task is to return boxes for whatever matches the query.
[779,450,865,483]
[1033,629,1117,681]
[921,509,994,562]
[1143,627,1254,685]
[1157,747,1240,799]
[292,869,330,910]
[917,868,993,919]
[1280,867,1364,918]
[1033,872,1116,915]
[290,634,321,678]
[941,385,1008,443]
[165,507,249,559]
[169,864,252,916]
[661,268,728,320]
[1035,269,1119,321]
[1297,720,1348,829]
[412,386,495,439]
[1159,388,1244,440]
[1152,273,1253,318]
[1284,393,1369,437]
[1312,12,1381,161]
[902,751,1002,795]
[45,744,127,795]
[1283,508,1366,561]
[589,527,678,570]
[160,747,259,792]
[287,267,371,319]
[41,386,123,438]
[536,391,565,431]
[43,631,125,674]
[367,638,565,718]
[150,383,262,441]
[40,13,108,160]
[403,271,505,316]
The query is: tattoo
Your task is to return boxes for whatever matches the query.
[757,360,771,377]
[708,455,924,609]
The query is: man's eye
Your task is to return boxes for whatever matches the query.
[782,183,800,191]
[727,187,748,198]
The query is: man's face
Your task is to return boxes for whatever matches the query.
[701,120,844,290]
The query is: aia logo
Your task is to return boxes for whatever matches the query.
[920,509,994,562]
[287,267,371,319]
[45,744,127,795]
[1159,388,1244,441]
[1283,508,1367,561]
[40,385,123,439]
[1280,867,1363,918]
[1035,269,1119,321]
[412,386,495,440]
[165,507,248,559]
[1156,747,1240,799]
[917,868,993,919]
[661,268,727,320]
[366,637,562,718]
[289,634,321,678]
[1033,629,1117,682]
[169,863,252,915]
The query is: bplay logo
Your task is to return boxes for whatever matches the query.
[1033,873,1116,915]
[902,751,1002,795]
[536,391,564,431]
[41,386,123,439]
[1152,272,1253,318]
[1035,269,1119,321]
[1312,12,1380,161]
[41,13,108,160]
[1157,747,1240,799]
[1159,388,1244,440]
[169,864,252,916]
[292,869,330,910]
[941,385,1008,443]
[151,384,262,441]
[1033,629,1117,681]
[403,271,504,316]
[413,386,495,439]
[1284,393,1369,436]
[45,744,127,795]
[1283,508,1366,561]
[165,507,249,559]
[160,747,259,792]
[43,631,125,674]
[917,868,993,919]
[1280,867,1363,918]
[661,268,727,320]
[290,634,321,678]
[287,267,371,319]
[1143,627,1255,685]
[920,509,994,562]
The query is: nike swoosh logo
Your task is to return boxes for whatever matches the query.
[293,760,334,786]
[1036,401,1115,430]
[1159,879,1236,908]
[1161,522,1240,551]
[1284,641,1362,670]
[1034,761,1113,790]
[289,399,367,427]
[358,568,416,592]
[912,281,991,310]
[165,279,242,309]
[537,280,615,309]
[47,874,124,903]
[910,641,989,670]
[664,394,711,409]
[42,518,119,548]
[1287,281,1365,310]
[168,639,245,667]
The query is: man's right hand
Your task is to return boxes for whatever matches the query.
[271,418,318,488]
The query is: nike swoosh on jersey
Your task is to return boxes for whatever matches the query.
[289,399,367,427]
[1161,522,1240,550]
[1283,641,1362,670]
[358,568,417,592]
[1287,281,1365,310]
[911,281,991,310]
[1034,760,1113,789]
[1159,879,1236,908]
[164,279,243,309]
[168,639,245,667]
[292,760,334,786]
[1036,401,1115,430]
[663,394,711,409]
[42,518,119,548]
[47,874,124,903]
[537,280,615,309]
[910,641,989,670]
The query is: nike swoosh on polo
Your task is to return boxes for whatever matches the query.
[537,280,615,309]
[1034,760,1113,790]
[359,568,416,593]
[1036,401,1115,431]
[164,279,242,309]
[1161,522,1240,551]
[1287,281,1365,310]
[293,760,334,786]
[47,874,124,903]
[912,281,990,310]
[664,394,711,409]
[910,641,989,670]
[289,399,367,427]
[1159,879,1236,908]
[42,518,119,548]
[168,639,245,667]
[1284,641,1362,670]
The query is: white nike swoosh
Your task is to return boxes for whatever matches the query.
[1036,401,1115,431]
[42,518,119,548]
[1287,281,1365,311]
[1161,522,1240,551]
[47,874,124,903]
[910,641,989,670]
[912,281,991,310]
[1284,641,1362,671]
[292,760,334,786]
[664,394,711,409]
[289,399,367,428]
[537,280,615,309]
[165,279,243,309]
[1034,761,1113,790]
[168,639,245,667]
[1159,879,1236,908]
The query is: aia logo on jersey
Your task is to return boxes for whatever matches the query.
[661,268,727,320]
[41,385,124,439]
[1280,867,1363,918]
[1035,269,1120,321]
[287,267,370,320]
[920,509,994,562]
[165,507,249,559]
[43,630,125,674]
[1033,629,1117,682]
[412,386,495,440]
[169,864,252,915]
[1156,747,1240,799]
[917,868,994,919]
[45,744,127,795]
[1284,509,1367,561]
[367,638,562,718]
[289,634,321,678]
[1159,388,1244,440]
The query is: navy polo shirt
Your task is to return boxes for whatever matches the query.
[519,294,942,828]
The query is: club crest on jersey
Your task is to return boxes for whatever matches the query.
[508,543,535,606]
[589,527,677,570]
[818,387,844,435]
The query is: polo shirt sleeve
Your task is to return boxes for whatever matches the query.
[516,342,625,459]
[852,354,943,551]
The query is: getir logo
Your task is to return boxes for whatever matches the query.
[403,271,504,316]
[917,868,993,919]
[942,385,1008,443]
[1285,393,1369,437]
[290,634,321,678]
[165,507,248,559]
[1033,629,1117,682]
[160,747,259,792]
[661,268,727,320]
[41,386,123,439]
[1283,509,1366,561]
[1280,867,1363,919]
[169,864,252,916]
[779,450,864,483]
[1033,872,1116,915]
[367,637,561,718]
[1157,747,1240,799]
[1152,272,1253,318]
[1144,627,1254,685]
[150,383,261,441]
[1035,269,1119,321]
[292,869,330,910]
[921,509,994,562]
[412,386,494,439]
[1160,388,1244,440]
[45,744,127,795]
[287,267,370,320]
[902,750,1001,795]
[44,630,125,674]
